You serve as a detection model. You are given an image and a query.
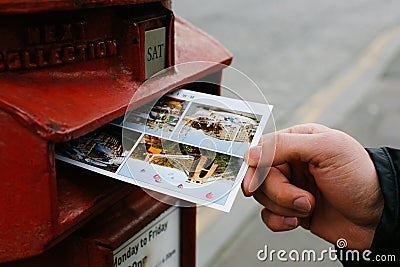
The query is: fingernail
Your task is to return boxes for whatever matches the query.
[248,176,260,193]
[244,146,262,164]
[283,217,298,227]
[293,197,311,212]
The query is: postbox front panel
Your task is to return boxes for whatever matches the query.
[0,0,231,262]
[0,2,174,81]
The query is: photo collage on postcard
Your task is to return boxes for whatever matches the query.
[56,89,271,211]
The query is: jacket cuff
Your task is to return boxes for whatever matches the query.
[366,147,400,251]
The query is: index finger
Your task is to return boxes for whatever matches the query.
[243,124,328,193]
[245,124,328,168]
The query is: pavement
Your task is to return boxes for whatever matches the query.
[202,31,400,267]
[173,0,400,127]
[336,49,400,148]
[172,1,400,266]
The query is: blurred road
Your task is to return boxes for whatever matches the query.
[173,1,400,266]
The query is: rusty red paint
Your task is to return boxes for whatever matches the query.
[1,190,195,267]
[0,0,171,14]
[0,1,231,264]
[0,16,230,143]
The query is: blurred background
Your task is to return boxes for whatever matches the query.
[173,0,400,266]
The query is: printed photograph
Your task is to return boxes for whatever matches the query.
[171,103,262,157]
[56,125,141,173]
[56,89,270,211]
[120,96,189,137]
[119,134,244,203]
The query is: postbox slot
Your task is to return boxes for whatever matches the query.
[51,74,223,242]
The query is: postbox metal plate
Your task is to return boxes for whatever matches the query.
[113,207,180,267]
[145,27,167,79]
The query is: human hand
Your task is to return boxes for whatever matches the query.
[242,123,384,250]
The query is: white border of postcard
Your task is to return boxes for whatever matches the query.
[56,89,273,212]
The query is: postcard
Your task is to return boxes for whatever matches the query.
[56,89,272,212]
[56,124,141,172]
[117,96,189,138]
[171,102,262,157]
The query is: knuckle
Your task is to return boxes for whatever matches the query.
[261,209,286,232]
[272,188,286,204]
[274,132,285,148]
[268,225,282,232]
[304,123,325,132]
[302,123,330,133]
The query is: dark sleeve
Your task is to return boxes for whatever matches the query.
[366,148,400,263]
[341,147,400,266]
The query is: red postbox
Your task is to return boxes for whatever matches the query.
[0,1,232,266]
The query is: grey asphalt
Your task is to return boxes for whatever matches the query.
[173,1,400,266]
[174,0,400,127]
[203,42,400,267]
[337,51,400,148]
